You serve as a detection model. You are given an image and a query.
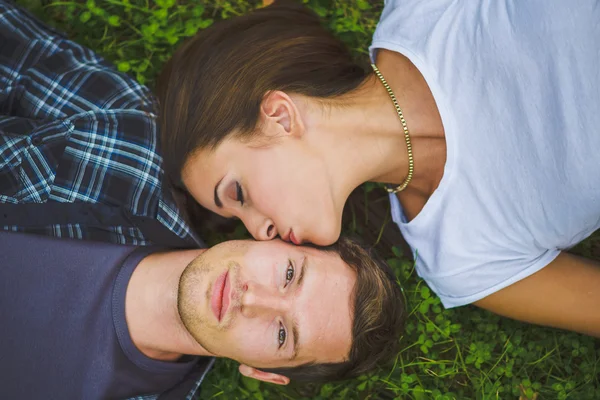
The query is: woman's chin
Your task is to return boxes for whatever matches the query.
[312,226,342,247]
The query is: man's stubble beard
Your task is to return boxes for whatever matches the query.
[177,258,241,353]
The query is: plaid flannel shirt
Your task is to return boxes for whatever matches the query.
[1,2,211,398]
[0,0,201,248]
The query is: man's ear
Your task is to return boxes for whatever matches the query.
[239,364,290,386]
[260,90,304,138]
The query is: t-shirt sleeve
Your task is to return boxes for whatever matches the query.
[422,249,561,308]
[0,1,155,121]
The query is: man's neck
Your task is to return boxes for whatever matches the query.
[125,248,213,361]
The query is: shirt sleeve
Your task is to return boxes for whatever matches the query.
[0,1,201,247]
[423,249,562,308]
[0,0,155,120]
[1,1,67,116]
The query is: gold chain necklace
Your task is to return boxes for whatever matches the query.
[371,63,414,193]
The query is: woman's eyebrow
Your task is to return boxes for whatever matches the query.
[214,177,224,208]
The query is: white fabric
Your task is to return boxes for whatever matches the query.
[369,0,600,308]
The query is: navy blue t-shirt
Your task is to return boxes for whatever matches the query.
[0,231,212,399]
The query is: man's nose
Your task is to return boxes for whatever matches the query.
[240,282,289,318]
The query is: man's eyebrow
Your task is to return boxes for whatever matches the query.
[214,177,224,208]
[296,255,307,288]
[289,256,308,361]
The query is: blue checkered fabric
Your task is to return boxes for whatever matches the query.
[0,0,201,247]
[125,358,216,400]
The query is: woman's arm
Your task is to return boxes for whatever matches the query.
[474,252,600,337]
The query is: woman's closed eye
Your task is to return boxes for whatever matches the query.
[226,181,245,205]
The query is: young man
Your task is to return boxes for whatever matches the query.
[0,231,405,399]
[0,0,199,247]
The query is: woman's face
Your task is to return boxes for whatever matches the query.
[182,134,343,246]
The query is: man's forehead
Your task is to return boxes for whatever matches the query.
[293,263,354,365]
[301,246,351,271]
[243,239,294,256]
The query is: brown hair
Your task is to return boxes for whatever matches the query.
[261,236,406,382]
[156,0,367,187]
[160,2,405,381]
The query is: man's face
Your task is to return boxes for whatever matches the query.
[178,240,356,370]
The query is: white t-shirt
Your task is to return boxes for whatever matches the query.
[370,0,600,308]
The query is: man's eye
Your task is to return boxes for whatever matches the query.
[235,182,244,206]
[278,323,287,348]
[284,260,294,287]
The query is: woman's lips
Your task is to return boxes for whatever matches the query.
[290,230,301,245]
[211,270,230,322]
[282,229,302,245]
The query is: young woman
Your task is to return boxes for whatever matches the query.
[157,0,600,337]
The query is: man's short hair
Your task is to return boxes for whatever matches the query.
[262,236,406,382]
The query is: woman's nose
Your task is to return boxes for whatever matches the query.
[240,282,288,318]
[244,212,277,241]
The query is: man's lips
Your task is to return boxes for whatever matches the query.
[222,271,231,319]
[211,270,231,322]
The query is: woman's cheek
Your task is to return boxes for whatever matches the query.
[317,209,343,246]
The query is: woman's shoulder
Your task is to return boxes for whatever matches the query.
[372,0,458,48]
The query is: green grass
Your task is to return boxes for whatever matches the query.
[17,0,600,398]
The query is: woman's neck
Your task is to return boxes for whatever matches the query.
[306,49,446,204]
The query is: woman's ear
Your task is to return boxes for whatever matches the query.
[239,364,291,385]
[260,90,304,138]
